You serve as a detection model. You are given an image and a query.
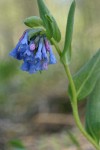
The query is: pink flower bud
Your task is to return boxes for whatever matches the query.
[45,40,50,51]
[30,44,35,51]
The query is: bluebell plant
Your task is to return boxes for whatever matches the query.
[9,0,100,149]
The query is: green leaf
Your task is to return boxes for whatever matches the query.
[9,139,26,150]
[61,0,76,64]
[85,78,100,144]
[45,14,53,22]
[24,16,44,28]
[28,28,45,41]
[37,0,61,41]
[37,0,53,38]
[68,49,100,100]
[45,14,61,42]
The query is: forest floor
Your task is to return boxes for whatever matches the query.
[0,114,95,150]
[21,127,94,150]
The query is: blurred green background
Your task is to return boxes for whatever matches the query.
[0,0,100,149]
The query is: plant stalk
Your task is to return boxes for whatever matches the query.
[64,64,100,150]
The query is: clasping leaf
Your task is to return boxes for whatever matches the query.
[85,78,100,144]
[37,0,61,41]
[61,0,76,64]
[68,49,100,101]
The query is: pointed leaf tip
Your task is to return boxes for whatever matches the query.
[61,0,76,64]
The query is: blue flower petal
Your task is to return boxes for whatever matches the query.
[20,62,29,71]
[20,31,28,45]
[49,47,57,64]
[29,63,37,74]
[9,48,18,58]
[33,60,42,71]
[19,44,27,53]
[9,31,29,60]
[24,56,34,63]
[41,62,48,70]
[42,45,48,60]
[35,38,43,60]
[9,41,20,59]
[23,51,35,63]
[24,49,31,56]
[35,53,42,61]
[49,54,56,64]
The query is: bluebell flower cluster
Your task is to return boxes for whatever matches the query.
[9,30,57,74]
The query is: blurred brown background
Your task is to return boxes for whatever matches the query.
[0,0,100,149]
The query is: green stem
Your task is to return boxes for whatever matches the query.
[51,38,62,56]
[52,39,100,150]
[64,64,100,150]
